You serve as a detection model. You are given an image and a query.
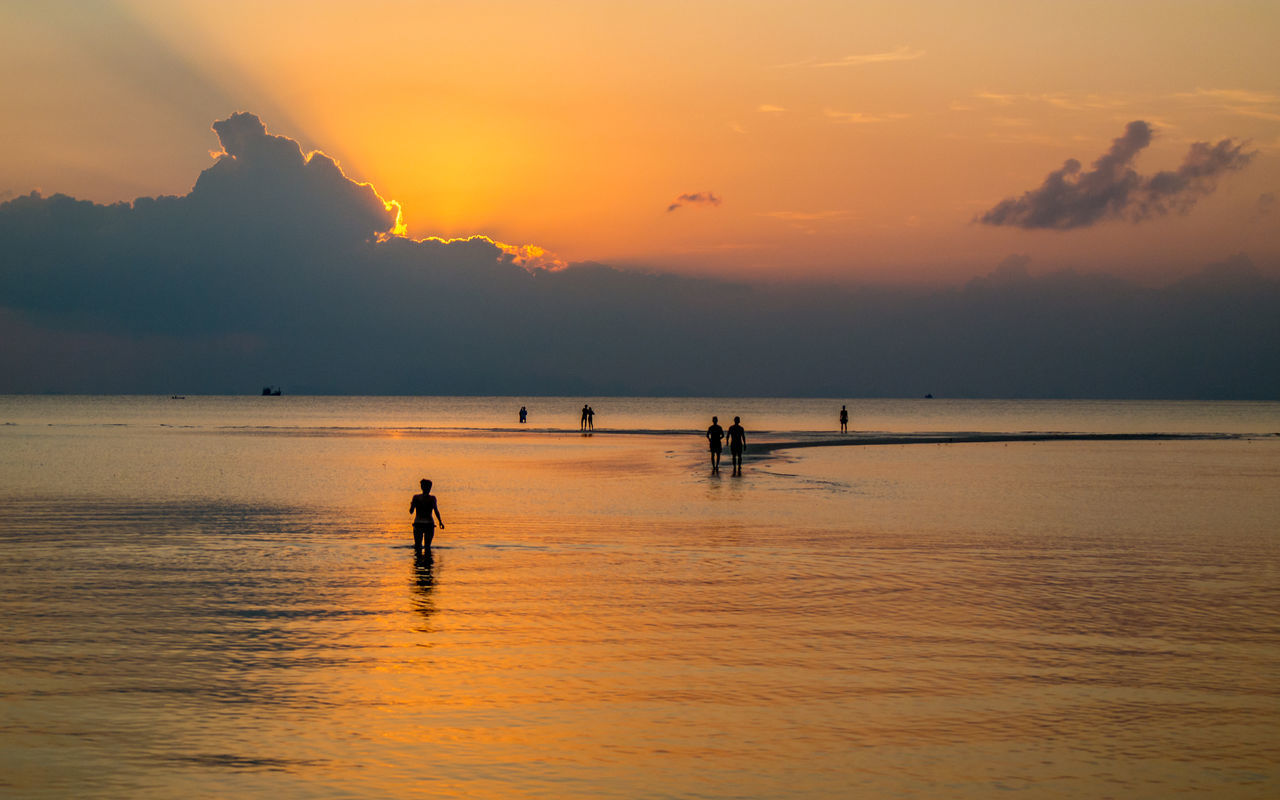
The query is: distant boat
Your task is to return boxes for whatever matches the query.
[924,393,934,399]
[261,386,282,396]
[170,395,186,400]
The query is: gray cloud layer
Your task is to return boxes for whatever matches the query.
[980,121,1255,229]
[2,114,1277,399]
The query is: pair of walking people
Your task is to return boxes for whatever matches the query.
[706,416,746,475]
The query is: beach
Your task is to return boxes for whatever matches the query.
[2,396,1278,798]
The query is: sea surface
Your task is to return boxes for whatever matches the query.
[2,396,1278,798]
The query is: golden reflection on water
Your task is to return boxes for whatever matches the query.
[1,419,1278,797]
[282,443,1279,798]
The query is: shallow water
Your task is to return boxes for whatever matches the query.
[2,397,1278,798]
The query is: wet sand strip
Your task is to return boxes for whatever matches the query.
[751,431,1260,456]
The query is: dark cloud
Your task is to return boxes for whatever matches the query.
[2,114,1278,399]
[1140,137,1257,217]
[667,192,722,212]
[980,121,1255,229]
[195,111,400,243]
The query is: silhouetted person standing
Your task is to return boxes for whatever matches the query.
[727,416,746,475]
[587,405,595,431]
[519,406,527,424]
[581,404,589,431]
[706,416,724,473]
[409,478,444,550]
[840,404,848,433]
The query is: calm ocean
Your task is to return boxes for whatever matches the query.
[2,396,1278,798]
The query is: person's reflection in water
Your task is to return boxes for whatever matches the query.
[410,550,436,626]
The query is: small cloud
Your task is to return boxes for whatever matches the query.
[1229,107,1280,123]
[1038,95,1086,111]
[669,242,761,254]
[758,209,853,235]
[1038,92,1131,111]
[667,192,722,212]
[824,109,910,124]
[1257,192,1276,217]
[975,91,1018,106]
[729,122,747,134]
[984,131,1068,146]
[756,104,786,113]
[1175,88,1280,106]
[979,120,1256,230]
[1173,88,1280,122]
[758,210,853,222]
[814,46,924,68]
[775,45,924,69]
[990,117,1035,127]
[972,91,1132,111]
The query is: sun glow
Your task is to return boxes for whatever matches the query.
[3,0,1277,283]
[385,201,407,237]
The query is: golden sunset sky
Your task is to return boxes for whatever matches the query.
[3,0,1278,283]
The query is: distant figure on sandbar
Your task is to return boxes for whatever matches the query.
[409,478,444,550]
[727,416,746,475]
[581,404,590,431]
[587,405,595,431]
[840,404,848,433]
[706,415,724,473]
[519,406,527,424]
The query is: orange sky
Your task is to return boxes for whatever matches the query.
[2,0,1278,283]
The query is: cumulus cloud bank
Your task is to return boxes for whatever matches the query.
[197,111,404,240]
[667,192,722,212]
[979,121,1255,229]
[1,114,1277,398]
[0,113,540,343]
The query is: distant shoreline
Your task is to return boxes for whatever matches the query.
[4,422,1274,445]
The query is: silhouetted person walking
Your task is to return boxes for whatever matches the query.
[840,404,848,433]
[727,416,746,475]
[519,406,527,424]
[409,478,444,550]
[706,415,724,473]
